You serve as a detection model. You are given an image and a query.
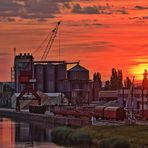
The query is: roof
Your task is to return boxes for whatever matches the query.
[68,64,88,72]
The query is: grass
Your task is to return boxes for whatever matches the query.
[51,125,148,147]
[80,125,148,147]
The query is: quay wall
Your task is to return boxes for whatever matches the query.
[0,108,90,127]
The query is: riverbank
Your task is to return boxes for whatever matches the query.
[0,108,90,127]
[51,125,148,148]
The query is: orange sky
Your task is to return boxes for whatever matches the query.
[0,0,148,82]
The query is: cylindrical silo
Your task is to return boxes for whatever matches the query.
[34,64,44,92]
[45,63,55,92]
[55,64,67,81]
[55,63,67,92]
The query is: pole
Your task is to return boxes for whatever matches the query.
[58,24,61,61]
[122,87,125,107]
[142,88,144,118]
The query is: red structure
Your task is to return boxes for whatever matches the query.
[16,70,41,112]
[50,106,125,121]
[104,107,125,120]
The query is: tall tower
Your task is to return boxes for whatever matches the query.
[14,53,34,93]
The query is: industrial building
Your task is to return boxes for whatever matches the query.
[0,82,3,94]
[13,53,95,105]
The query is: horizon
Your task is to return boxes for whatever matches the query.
[0,0,148,82]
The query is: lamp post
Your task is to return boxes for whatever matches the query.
[142,69,148,119]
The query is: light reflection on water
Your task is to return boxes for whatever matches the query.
[0,118,61,148]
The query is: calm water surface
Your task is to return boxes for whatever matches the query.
[0,117,61,148]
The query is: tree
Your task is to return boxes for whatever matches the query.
[110,68,118,90]
[124,77,132,89]
[96,72,102,88]
[104,80,110,90]
[93,72,102,100]
[118,69,123,89]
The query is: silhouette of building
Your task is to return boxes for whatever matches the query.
[14,53,34,93]
[14,53,93,104]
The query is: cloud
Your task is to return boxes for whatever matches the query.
[72,3,128,15]
[0,0,62,20]
[72,4,100,14]
[63,41,112,54]
[0,17,16,22]
[135,5,148,10]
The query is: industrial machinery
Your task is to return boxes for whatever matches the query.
[15,22,61,111]
[16,70,41,112]
[33,21,61,61]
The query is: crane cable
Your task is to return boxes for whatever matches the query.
[33,31,52,55]
[41,21,61,61]
[41,28,56,60]
[43,26,59,60]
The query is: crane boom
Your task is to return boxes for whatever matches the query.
[41,21,61,61]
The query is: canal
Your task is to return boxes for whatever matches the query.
[0,117,61,148]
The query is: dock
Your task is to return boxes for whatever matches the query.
[0,108,90,127]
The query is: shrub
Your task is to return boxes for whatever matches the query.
[51,126,74,146]
[99,137,130,148]
[69,131,92,147]
[110,138,130,148]
[51,126,92,147]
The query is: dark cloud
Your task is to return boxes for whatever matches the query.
[0,0,129,21]
[72,4,100,14]
[63,3,71,9]
[115,9,128,14]
[135,5,148,10]
[0,17,16,22]
[129,16,148,20]
[72,3,128,15]
[0,0,62,20]
[36,18,48,22]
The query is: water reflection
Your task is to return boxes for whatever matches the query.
[0,118,60,148]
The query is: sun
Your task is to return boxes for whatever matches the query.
[129,64,148,81]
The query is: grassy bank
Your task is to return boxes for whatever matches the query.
[80,125,148,148]
[51,125,148,148]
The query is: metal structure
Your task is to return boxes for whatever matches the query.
[33,21,61,61]
[13,21,92,107]
[14,53,34,93]
[67,64,91,104]
[16,71,41,112]
[34,64,44,92]
[44,63,56,92]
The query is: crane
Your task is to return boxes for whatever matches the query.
[33,21,61,61]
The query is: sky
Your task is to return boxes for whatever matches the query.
[0,0,148,82]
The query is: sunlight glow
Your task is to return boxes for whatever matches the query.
[130,64,148,80]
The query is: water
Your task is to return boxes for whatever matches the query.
[0,117,61,148]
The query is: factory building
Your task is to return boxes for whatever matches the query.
[14,53,94,104]
[14,53,34,93]
[0,82,3,94]
[67,64,92,104]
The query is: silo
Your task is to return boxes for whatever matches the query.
[45,63,55,92]
[56,80,71,93]
[56,64,67,80]
[67,64,89,81]
[34,64,44,92]
[55,63,67,92]
[67,64,90,103]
